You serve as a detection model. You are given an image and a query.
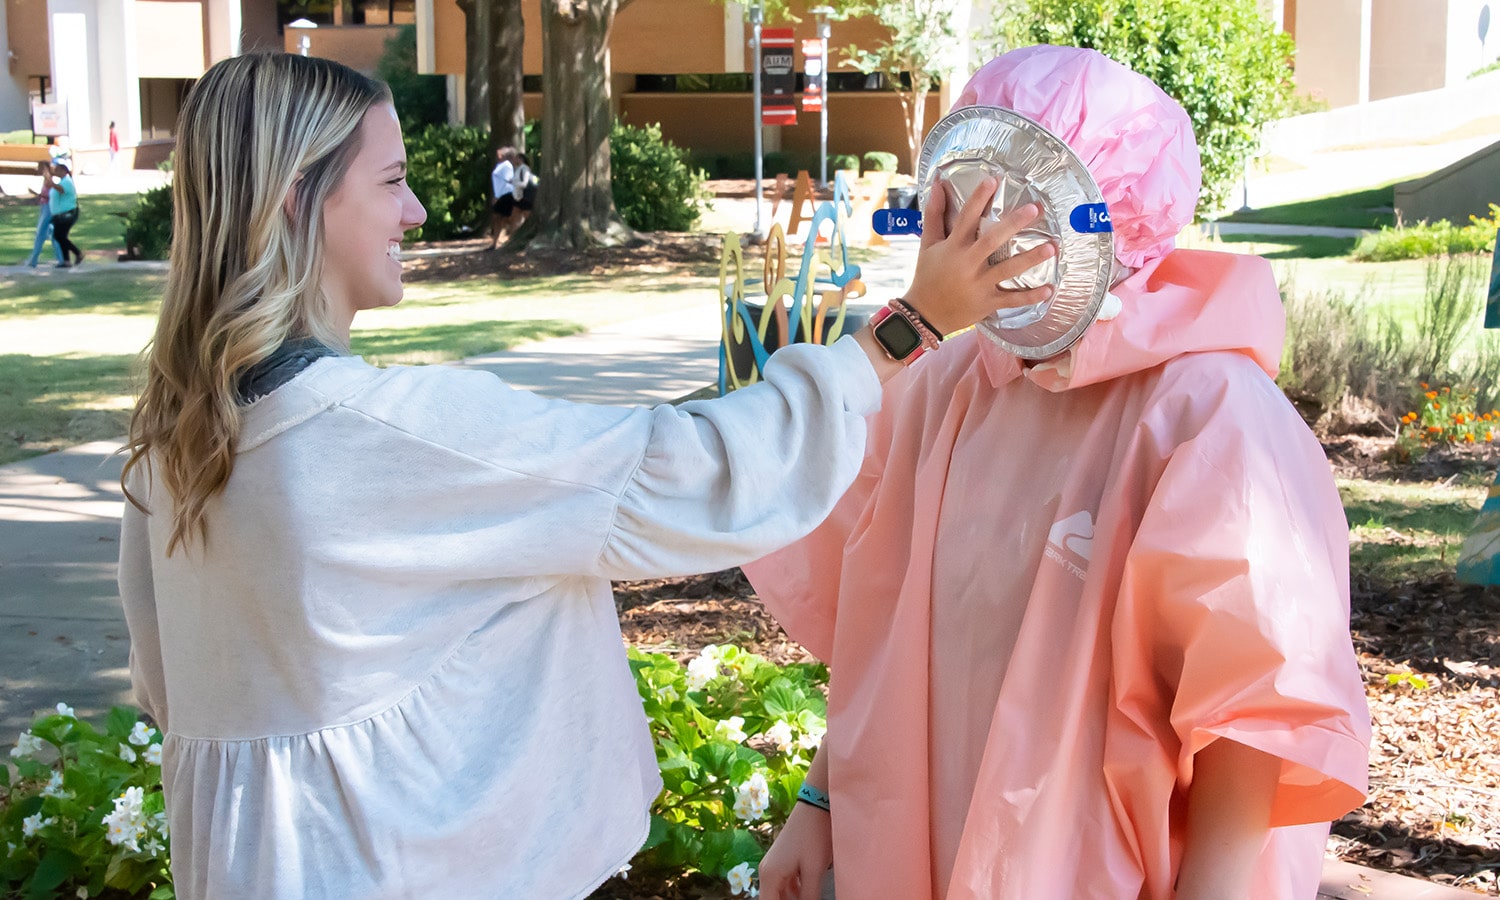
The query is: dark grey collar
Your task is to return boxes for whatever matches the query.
[236,338,341,404]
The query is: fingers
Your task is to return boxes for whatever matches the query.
[978,201,1043,257]
[993,240,1056,286]
[952,176,1001,245]
[918,182,950,247]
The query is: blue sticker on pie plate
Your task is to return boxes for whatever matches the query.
[872,208,924,236]
[1068,203,1112,233]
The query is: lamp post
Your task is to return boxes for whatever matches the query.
[811,6,832,190]
[751,1,765,238]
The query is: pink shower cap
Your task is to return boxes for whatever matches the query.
[954,45,1201,269]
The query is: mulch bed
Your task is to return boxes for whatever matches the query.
[598,436,1500,897]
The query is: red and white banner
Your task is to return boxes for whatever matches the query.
[802,39,824,113]
[761,28,797,126]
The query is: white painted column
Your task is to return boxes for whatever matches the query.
[724,2,745,72]
[204,0,242,64]
[48,0,98,147]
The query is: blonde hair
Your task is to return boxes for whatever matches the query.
[123,53,389,554]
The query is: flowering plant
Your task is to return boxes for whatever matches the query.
[1396,384,1496,457]
[628,644,828,896]
[1,705,171,899]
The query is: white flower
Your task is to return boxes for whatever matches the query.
[761,720,795,754]
[128,721,157,747]
[686,651,721,692]
[716,715,747,744]
[151,811,170,840]
[144,743,163,766]
[41,771,71,799]
[733,772,771,822]
[143,838,164,857]
[22,813,56,838]
[657,684,679,703]
[55,703,76,719]
[615,863,631,880]
[726,861,758,896]
[77,888,89,898]
[10,730,45,759]
[118,743,137,763]
[796,723,826,751]
[103,788,148,853]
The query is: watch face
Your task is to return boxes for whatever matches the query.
[874,312,923,360]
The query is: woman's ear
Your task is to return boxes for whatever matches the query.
[282,177,303,222]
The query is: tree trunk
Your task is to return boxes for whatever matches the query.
[490,0,526,152]
[456,0,492,128]
[904,84,927,175]
[530,0,634,249]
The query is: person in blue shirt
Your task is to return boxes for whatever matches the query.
[48,162,83,267]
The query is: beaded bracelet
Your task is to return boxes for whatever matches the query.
[889,299,944,352]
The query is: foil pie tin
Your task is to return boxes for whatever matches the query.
[917,106,1115,360]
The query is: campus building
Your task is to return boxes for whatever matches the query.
[1266,0,1500,108]
[3,0,1496,171]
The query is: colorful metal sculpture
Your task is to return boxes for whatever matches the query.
[719,172,868,394]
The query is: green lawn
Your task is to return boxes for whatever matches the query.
[1220,184,1397,230]
[0,259,711,464]
[0,194,136,265]
[1340,477,1487,585]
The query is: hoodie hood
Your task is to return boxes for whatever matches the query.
[979,249,1286,391]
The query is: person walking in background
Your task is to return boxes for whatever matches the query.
[510,151,537,232]
[489,145,517,249]
[108,121,120,172]
[24,161,64,268]
[47,162,83,268]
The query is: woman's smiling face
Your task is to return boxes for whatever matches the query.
[319,102,427,337]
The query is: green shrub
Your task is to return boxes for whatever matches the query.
[610,121,708,232]
[830,153,860,172]
[403,123,492,241]
[629,644,825,893]
[1007,0,1294,216]
[1352,206,1499,262]
[122,184,174,261]
[861,151,898,173]
[0,705,170,899]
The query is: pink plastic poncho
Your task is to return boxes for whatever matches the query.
[744,47,1371,900]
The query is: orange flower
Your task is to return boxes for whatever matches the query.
[1426,391,1439,400]
[1428,425,1443,434]
[1433,402,1442,410]
[1443,386,1451,394]
[1465,433,1476,443]
[1421,382,1430,389]
[1487,431,1494,442]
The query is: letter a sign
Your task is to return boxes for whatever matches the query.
[761,28,797,126]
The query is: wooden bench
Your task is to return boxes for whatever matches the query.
[0,143,58,173]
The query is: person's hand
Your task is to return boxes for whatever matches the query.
[758,801,833,900]
[902,177,1055,336]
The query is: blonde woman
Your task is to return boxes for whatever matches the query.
[118,52,1052,899]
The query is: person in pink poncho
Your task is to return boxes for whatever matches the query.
[744,46,1371,900]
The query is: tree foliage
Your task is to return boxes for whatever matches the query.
[376,25,447,132]
[1004,0,1294,215]
[838,0,963,174]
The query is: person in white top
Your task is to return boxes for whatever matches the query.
[118,51,1054,900]
[510,150,536,232]
[489,145,517,249]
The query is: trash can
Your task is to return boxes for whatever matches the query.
[886,185,919,210]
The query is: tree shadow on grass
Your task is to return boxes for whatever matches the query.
[0,353,138,465]
[351,319,584,365]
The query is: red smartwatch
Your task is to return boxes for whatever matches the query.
[870,299,943,364]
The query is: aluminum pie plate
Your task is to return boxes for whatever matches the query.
[917,106,1115,359]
